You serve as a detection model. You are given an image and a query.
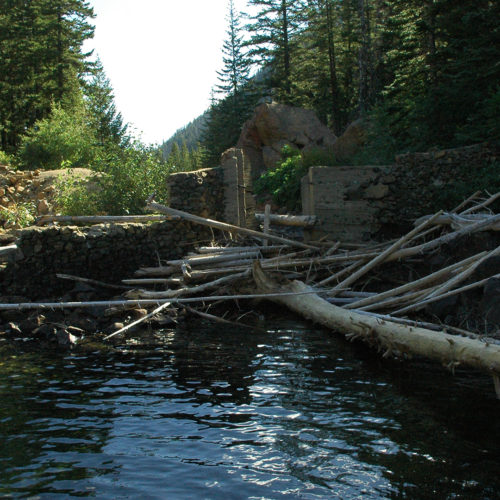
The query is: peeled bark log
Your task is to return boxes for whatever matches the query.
[147,201,318,250]
[255,213,317,227]
[252,262,500,395]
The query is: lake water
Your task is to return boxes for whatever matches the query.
[0,320,499,499]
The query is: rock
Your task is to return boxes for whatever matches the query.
[57,329,77,346]
[364,184,389,199]
[37,199,50,215]
[237,102,337,173]
[332,119,367,161]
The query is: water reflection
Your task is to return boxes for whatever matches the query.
[0,320,499,499]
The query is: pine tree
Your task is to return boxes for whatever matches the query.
[84,59,129,148]
[245,0,304,99]
[203,0,256,165]
[0,0,94,151]
[215,0,250,97]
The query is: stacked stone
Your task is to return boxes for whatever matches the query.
[1,221,211,299]
[381,143,499,226]
[0,165,54,229]
[167,167,224,220]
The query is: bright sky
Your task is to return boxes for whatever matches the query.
[85,0,251,146]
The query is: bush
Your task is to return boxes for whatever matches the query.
[17,103,98,170]
[254,145,339,211]
[0,150,14,167]
[56,143,170,215]
[254,146,308,211]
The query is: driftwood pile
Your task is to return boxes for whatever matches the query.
[1,191,499,397]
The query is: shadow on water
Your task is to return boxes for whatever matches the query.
[0,318,499,499]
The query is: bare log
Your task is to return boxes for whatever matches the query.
[36,214,177,225]
[329,211,444,296]
[255,213,317,227]
[197,245,285,254]
[57,273,132,290]
[0,290,320,311]
[393,272,500,316]
[103,301,173,341]
[460,192,500,215]
[166,250,261,267]
[0,244,17,257]
[414,213,500,231]
[125,270,251,299]
[146,200,318,250]
[252,262,500,394]
[345,251,487,310]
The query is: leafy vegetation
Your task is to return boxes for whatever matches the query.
[254,145,338,211]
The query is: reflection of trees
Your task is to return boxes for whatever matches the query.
[170,319,262,408]
[0,349,115,495]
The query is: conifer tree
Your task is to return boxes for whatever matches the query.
[245,0,304,99]
[84,59,129,148]
[0,0,94,151]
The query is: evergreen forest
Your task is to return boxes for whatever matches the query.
[0,0,499,217]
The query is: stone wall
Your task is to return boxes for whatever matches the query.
[167,167,225,220]
[1,221,212,299]
[303,143,499,241]
[167,150,256,229]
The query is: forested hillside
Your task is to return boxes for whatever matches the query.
[1,0,498,219]
[199,0,500,164]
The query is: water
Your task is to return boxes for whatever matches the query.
[0,320,499,499]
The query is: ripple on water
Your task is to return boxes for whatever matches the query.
[0,323,499,499]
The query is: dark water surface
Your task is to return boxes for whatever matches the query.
[0,320,499,499]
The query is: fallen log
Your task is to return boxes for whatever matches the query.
[252,262,500,398]
[146,200,318,250]
[36,214,178,225]
[254,213,317,227]
[0,290,321,311]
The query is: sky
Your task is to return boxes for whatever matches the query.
[85,0,251,146]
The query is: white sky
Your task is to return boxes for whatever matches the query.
[85,0,251,146]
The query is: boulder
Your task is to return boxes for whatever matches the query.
[332,119,367,161]
[236,102,337,174]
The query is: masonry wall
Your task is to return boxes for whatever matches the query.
[303,143,499,241]
[0,221,212,299]
[167,167,225,220]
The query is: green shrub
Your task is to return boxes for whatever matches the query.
[17,103,98,170]
[55,143,170,216]
[254,146,308,211]
[0,150,14,167]
[254,145,339,211]
[55,172,99,216]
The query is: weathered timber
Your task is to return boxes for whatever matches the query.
[393,273,500,315]
[414,212,500,231]
[0,290,321,311]
[345,252,487,310]
[36,214,178,225]
[103,301,173,341]
[329,211,444,296]
[255,213,317,227]
[146,201,318,250]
